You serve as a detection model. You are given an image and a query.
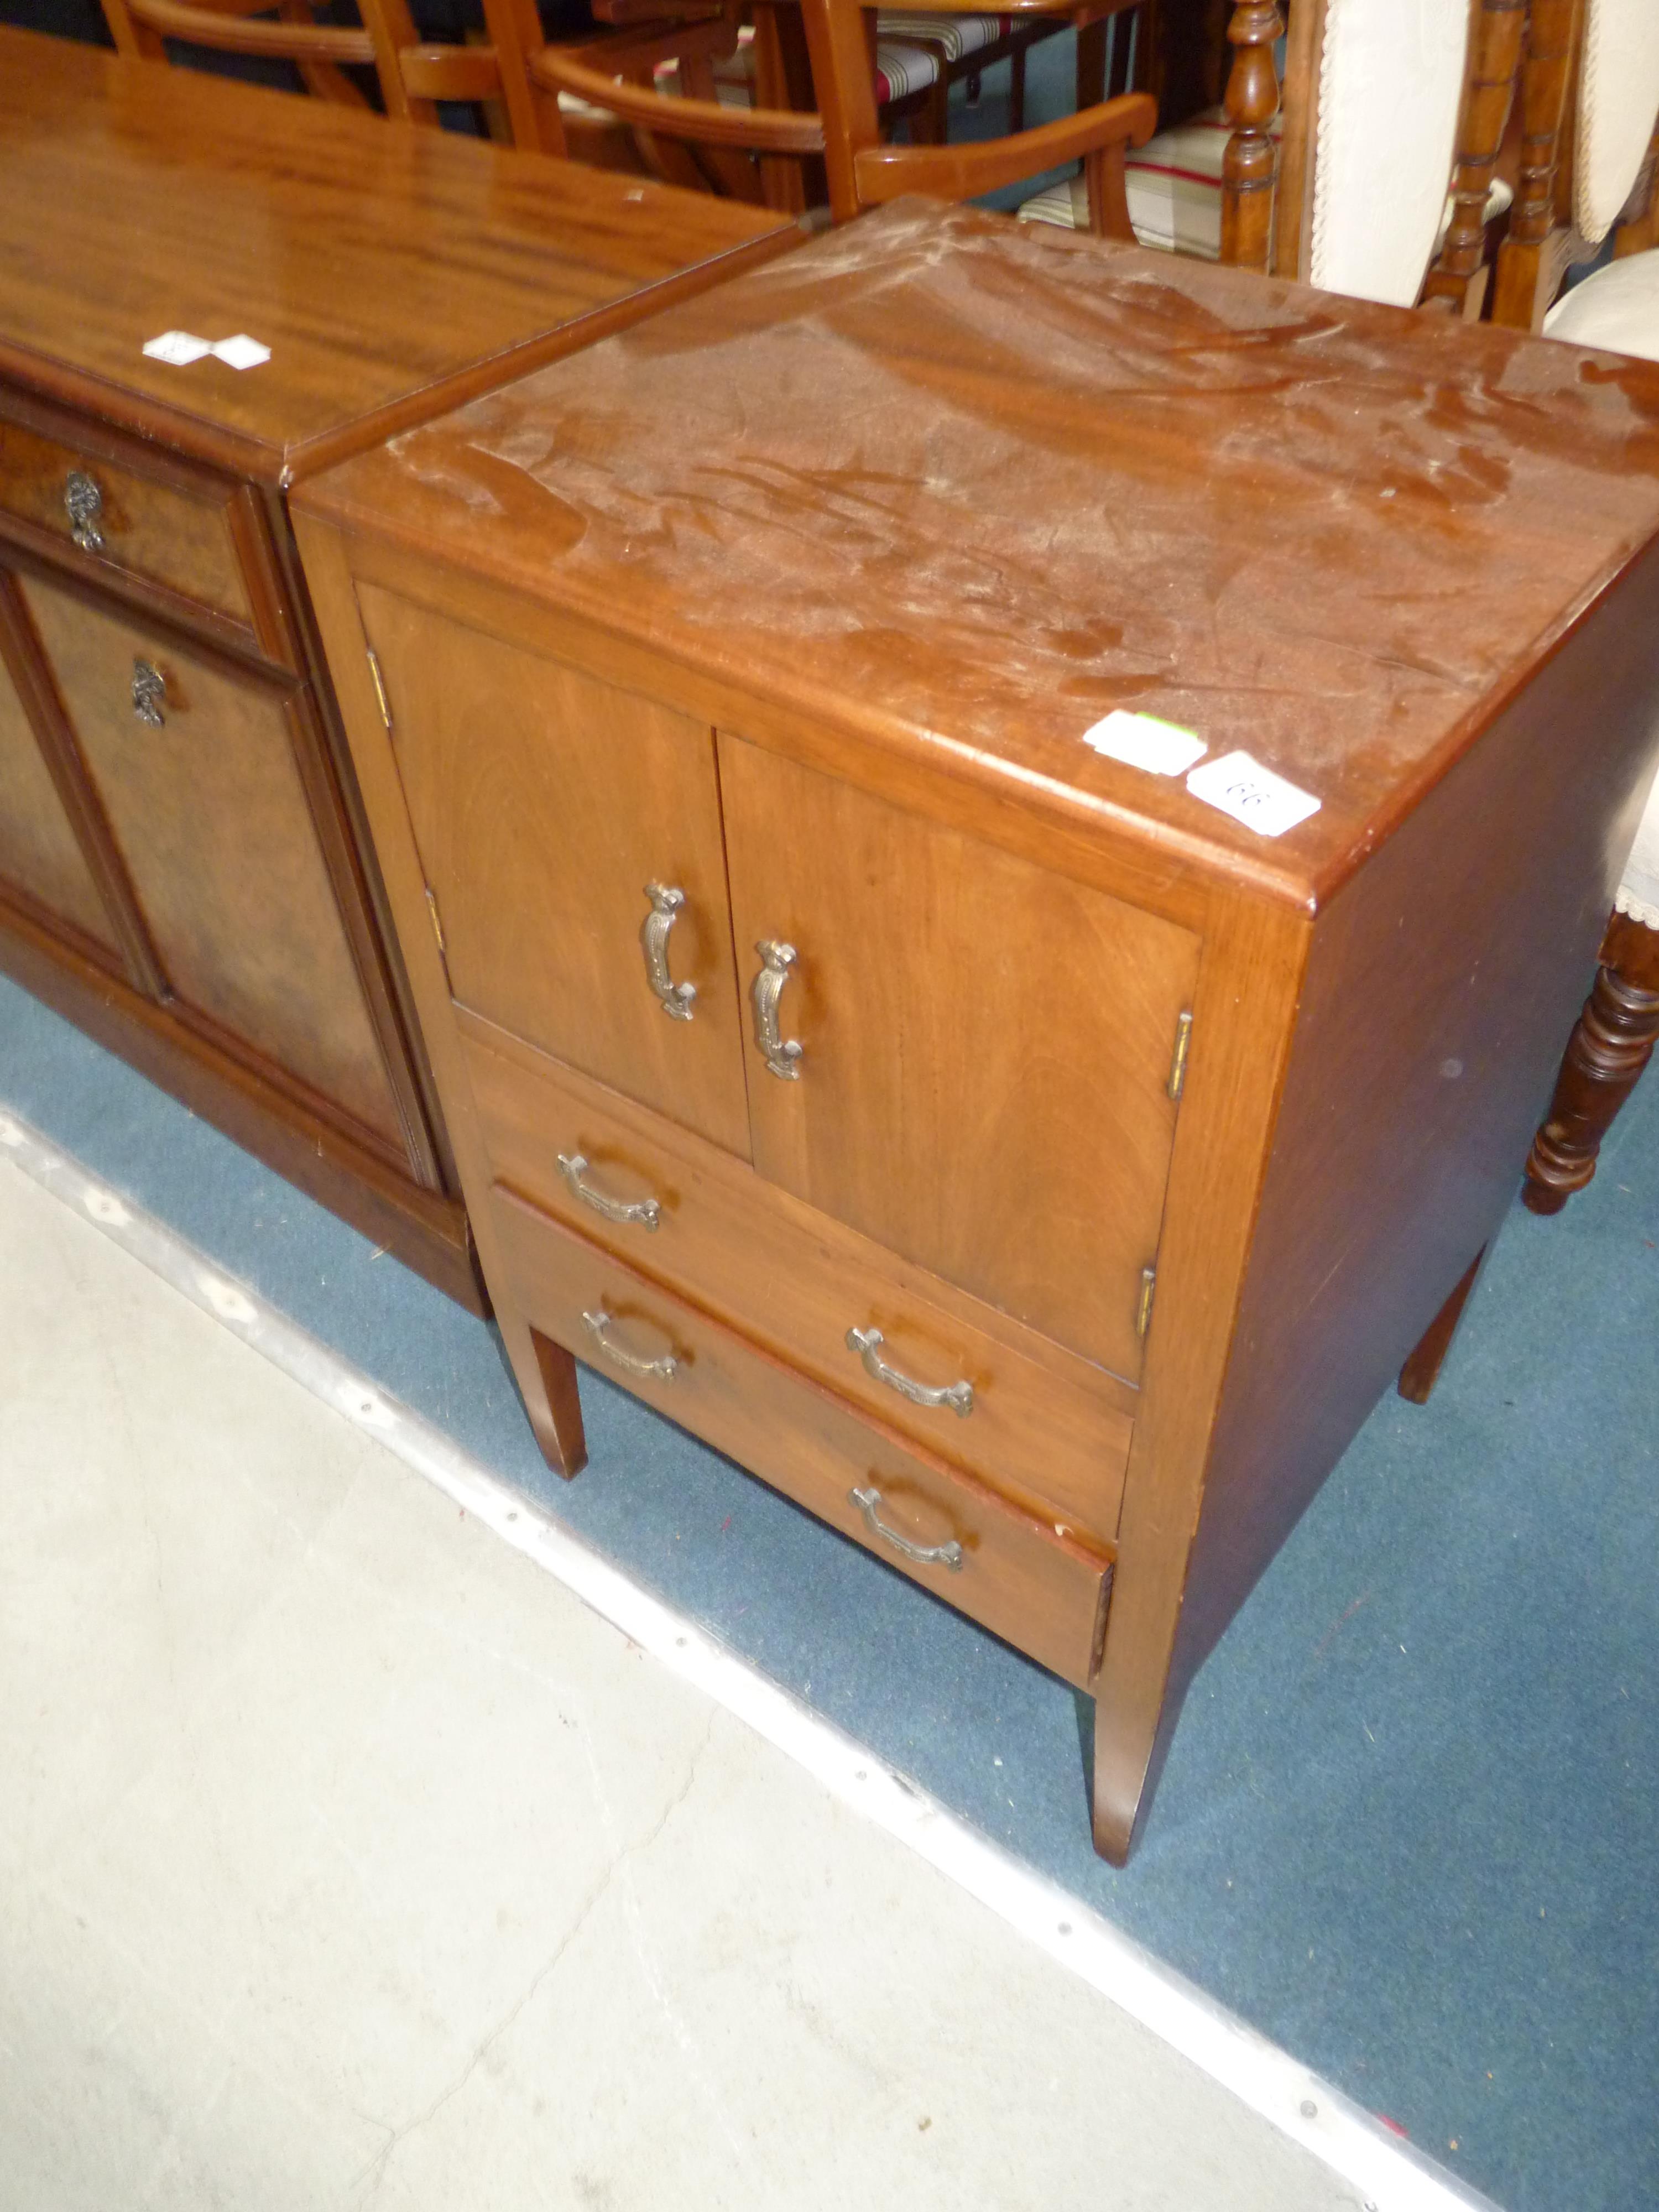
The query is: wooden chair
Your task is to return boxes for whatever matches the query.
[1021,0,1512,309]
[500,0,1156,226]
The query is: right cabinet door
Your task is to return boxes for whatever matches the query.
[718,734,1201,1382]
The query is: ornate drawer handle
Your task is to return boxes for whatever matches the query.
[848,1484,963,1573]
[640,883,696,1021]
[130,659,166,728]
[581,1306,678,1382]
[846,1326,973,1417]
[557,1152,661,1232]
[751,940,802,1079]
[64,469,105,553]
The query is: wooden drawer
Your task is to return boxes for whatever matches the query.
[462,1007,1135,1545]
[493,1185,1114,1687]
[0,406,255,633]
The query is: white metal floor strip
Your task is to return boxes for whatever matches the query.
[0,1108,1502,2212]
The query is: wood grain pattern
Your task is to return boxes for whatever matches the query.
[0,594,119,955]
[357,584,752,1159]
[719,732,1196,1379]
[299,200,1659,914]
[462,1008,1136,1541]
[494,1184,1115,1685]
[20,572,406,1150]
[0,26,792,488]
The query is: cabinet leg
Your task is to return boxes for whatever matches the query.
[1522,910,1659,1215]
[1397,1247,1487,1405]
[525,1326,588,1479]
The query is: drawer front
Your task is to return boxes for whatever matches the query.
[493,1186,1114,1687]
[0,409,254,630]
[463,1011,1134,1545]
[357,583,752,1159]
[717,735,1201,1381]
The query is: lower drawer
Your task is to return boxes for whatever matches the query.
[462,1010,1134,1545]
[492,1184,1114,1688]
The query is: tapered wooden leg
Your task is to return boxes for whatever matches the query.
[1398,1248,1488,1405]
[1523,909,1659,1215]
[527,1326,588,1478]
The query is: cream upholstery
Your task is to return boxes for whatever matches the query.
[1574,0,1659,246]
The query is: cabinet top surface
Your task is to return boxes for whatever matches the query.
[0,27,789,483]
[302,200,1659,904]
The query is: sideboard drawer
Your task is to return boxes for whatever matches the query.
[463,1010,1135,1544]
[493,1184,1114,1687]
[0,410,254,631]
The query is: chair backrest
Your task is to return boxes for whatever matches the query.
[513,0,1154,229]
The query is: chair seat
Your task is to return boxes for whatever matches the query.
[875,12,1009,62]
[1544,247,1659,363]
[874,37,942,103]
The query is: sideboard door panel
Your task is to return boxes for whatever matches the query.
[719,734,1201,1381]
[357,585,752,1161]
[19,573,405,1149]
[0,610,118,954]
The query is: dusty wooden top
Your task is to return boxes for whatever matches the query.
[299,200,1659,903]
[0,27,791,485]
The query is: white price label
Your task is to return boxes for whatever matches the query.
[1082,709,1208,777]
[142,331,270,371]
[1185,750,1321,838]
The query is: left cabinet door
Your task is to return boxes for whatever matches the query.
[18,571,407,1151]
[0,586,121,959]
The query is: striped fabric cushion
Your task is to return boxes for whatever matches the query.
[874,38,942,103]
[875,13,1009,63]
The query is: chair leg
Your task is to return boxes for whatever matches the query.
[1009,45,1026,133]
[1523,909,1659,1215]
[1398,1248,1488,1405]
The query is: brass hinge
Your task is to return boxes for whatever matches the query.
[366,646,392,732]
[425,886,450,982]
[1135,1264,1157,1339]
[1167,1009,1193,1102]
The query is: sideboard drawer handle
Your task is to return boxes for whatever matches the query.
[130,659,166,728]
[581,1306,678,1381]
[848,1484,963,1573]
[640,883,696,1021]
[64,468,105,553]
[557,1152,661,1232]
[751,939,802,1079]
[846,1326,973,1417]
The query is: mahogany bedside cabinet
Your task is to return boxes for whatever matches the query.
[0,27,792,1307]
[292,202,1659,1859]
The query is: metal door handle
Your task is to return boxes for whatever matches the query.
[750,940,802,1079]
[557,1152,661,1232]
[64,469,105,552]
[131,659,166,728]
[581,1306,678,1381]
[846,1327,973,1417]
[640,884,696,1020]
[848,1485,963,1572]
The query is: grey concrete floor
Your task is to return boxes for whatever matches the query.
[0,1148,1375,2212]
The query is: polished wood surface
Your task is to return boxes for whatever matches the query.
[0,589,118,953]
[494,1185,1116,1686]
[0,27,793,484]
[462,1008,1136,1541]
[719,732,1194,1380]
[296,203,1659,1859]
[358,583,753,1160]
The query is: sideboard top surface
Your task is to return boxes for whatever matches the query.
[0,26,790,484]
[300,200,1659,905]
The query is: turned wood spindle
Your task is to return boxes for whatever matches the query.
[1219,0,1282,273]
[1490,0,1584,329]
[1422,0,1526,315]
[1523,911,1659,1213]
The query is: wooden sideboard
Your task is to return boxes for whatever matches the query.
[295,202,1659,1858]
[0,28,792,1307]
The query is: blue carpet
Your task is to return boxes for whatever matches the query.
[4,961,1657,2212]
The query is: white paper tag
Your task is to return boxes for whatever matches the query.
[143,330,213,366]
[211,333,270,372]
[1082,708,1208,778]
[1186,750,1321,837]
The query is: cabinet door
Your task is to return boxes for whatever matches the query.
[19,572,405,1149]
[718,735,1201,1381]
[0,585,118,956]
[357,585,750,1159]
